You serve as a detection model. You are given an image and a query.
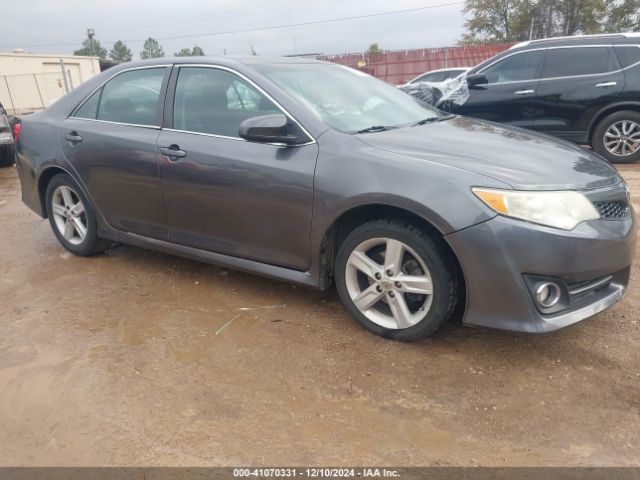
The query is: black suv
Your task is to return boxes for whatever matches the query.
[452,33,640,163]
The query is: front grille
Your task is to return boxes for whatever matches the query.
[593,200,629,219]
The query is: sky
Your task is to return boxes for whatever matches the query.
[0,0,467,58]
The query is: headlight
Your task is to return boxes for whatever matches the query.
[472,188,600,230]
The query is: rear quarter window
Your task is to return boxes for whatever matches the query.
[614,45,640,68]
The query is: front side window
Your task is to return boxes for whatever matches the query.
[481,51,543,84]
[254,63,441,133]
[542,47,618,78]
[173,67,279,137]
[73,67,166,126]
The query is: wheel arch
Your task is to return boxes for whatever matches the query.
[318,202,467,320]
[588,102,640,142]
[37,166,74,218]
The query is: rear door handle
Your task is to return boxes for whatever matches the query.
[514,89,535,96]
[159,145,187,161]
[595,81,617,88]
[64,132,83,143]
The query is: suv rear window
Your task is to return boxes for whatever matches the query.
[542,47,618,78]
[614,45,640,68]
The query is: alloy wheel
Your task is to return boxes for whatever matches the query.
[604,120,640,157]
[51,185,88,246]
[344,237,434,330]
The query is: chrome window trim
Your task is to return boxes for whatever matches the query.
[69,64,171,125]
[163,127,315,147]
[171,63,317,145]
[67,117,161,130]
[477,45,640,86]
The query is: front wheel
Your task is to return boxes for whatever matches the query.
[335,219,459,342]
[592,110,640,164]
[45,173,111,256]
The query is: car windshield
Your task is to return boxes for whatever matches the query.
[254,63,441,133]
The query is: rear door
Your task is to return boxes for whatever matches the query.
[157,65,318,270]
[535,46,625,139]
[454,50,544,128]
[61,66,170,239]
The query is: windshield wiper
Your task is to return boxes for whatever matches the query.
[354,125,397,134]
[414,114,456,126]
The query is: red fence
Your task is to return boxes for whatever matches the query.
[317,44,513,84]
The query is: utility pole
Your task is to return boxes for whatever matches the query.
[87,29,96,56]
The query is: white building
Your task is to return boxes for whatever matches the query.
[0,51,101,114]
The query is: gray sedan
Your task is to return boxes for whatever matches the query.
[14,57,636,341]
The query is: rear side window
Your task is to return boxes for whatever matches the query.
[173,67,280,137]
[481,51,543,83]
[73,67,166,126]
[614,45,640,68]
[542,47,618,78]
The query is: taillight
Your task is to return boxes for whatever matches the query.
[12,123,21,143]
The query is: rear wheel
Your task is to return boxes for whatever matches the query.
[592,110,640,164]
[45,174,111,256]
[335,219,458,342]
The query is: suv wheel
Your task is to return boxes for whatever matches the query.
[335,219,458,342]
[45,174,111,256]
[592,110,640,164]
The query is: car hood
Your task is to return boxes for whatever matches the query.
[358,116,621,190]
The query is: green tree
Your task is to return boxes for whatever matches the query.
[74,37,107,58]
[141,37,165,59]
[603,0,640,31]
[367,43,383,53]
[174,45,206,57]
[109,40,132,62]
[460,0,639,44]
[174,48,193,57]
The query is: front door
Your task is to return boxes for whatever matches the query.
[455,49,544,128]
[60,66,170,239]
[157,66,318,270]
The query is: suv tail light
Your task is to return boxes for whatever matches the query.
[12,123,21,143]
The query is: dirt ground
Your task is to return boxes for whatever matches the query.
[0,163,638,467]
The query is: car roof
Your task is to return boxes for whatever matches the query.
[510,32,640,51]
[418,67,471,73]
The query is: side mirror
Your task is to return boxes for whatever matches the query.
[467,73,488,89]
[239,114,303,145]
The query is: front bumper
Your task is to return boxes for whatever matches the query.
[446,210,636,333]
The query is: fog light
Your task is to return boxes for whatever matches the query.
[536,282,561,308]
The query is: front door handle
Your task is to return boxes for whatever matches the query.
[64,131,83,144]
[595,81,617,88]
[514,89,535,96]
[159,145,187,161]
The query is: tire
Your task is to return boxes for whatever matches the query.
[0,145,15,167]
[335,219,458,342]
[45,173,111,256]
[592,110,640,164]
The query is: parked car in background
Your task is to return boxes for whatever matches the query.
[14,57,635,341]
[0,102,16,167]
[451,33,640,163]
[400,67,470,88]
